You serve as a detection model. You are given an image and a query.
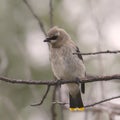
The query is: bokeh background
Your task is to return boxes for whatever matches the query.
[0,0,120,120]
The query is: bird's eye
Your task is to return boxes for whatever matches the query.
[51,35,58,40]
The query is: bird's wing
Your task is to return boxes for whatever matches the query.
[75,47,85,94]
[75,47,83,61]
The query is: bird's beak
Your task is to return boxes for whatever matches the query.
[44,37,51,42]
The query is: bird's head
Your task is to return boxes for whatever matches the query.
[44,26,71,47]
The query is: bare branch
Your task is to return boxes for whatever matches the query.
[0,74,120,85]
[86,105,120,115]
[85,95,120,108]
[73,50,120,56]
[0,76,120,111]
[31,85,51,106]
[49,0,54,27]
[51,86,57,120]
[52,95,120,110]
[52,101,67,105]
[23,0,47,36]
[57,86,64,120]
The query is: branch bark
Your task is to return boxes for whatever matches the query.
[23,0,47,36]
[73,50,120,56]
[49,0,54,28]
[31,85,51,106]
[85,95,120,108]
[0,74,120,85]
[51,86,57,120]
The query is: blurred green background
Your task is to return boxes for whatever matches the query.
[0,0,120,120]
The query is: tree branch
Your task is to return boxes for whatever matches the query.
[49,0,53,28]
[0,75,120,112]
[85,95,120,108]
[31,85,51,106]
[52,95,120,110]
[1,75,120,110]
[51,86,57,120]
[23,0,47,36]
[73,50,120,56]
[0,74,120,85]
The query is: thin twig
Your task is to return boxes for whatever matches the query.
[52,95,120,109]
[52,101,67,105]
[23,0,47,36]
[85,95,120,108]
[49,0,53,27]
[0,74,120,85]
[73,50,120,56]
[51,86,57,120]
[31,85,51,106]
[57,86,64,120]
[86,105,120,115]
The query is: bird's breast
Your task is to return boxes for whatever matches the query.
[50,48,66,79]
[50,46,85,80]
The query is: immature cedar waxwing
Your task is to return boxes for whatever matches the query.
[44,26,86,111]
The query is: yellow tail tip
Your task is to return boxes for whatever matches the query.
[69,107,85,111]
[69,108,77,111]
[77,107,85,111]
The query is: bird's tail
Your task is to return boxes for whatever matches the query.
[81,83,85,94]
[69,91,84,111]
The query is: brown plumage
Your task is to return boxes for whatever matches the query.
[44,26,86,111]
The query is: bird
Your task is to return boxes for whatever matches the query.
[44,26,86,111]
